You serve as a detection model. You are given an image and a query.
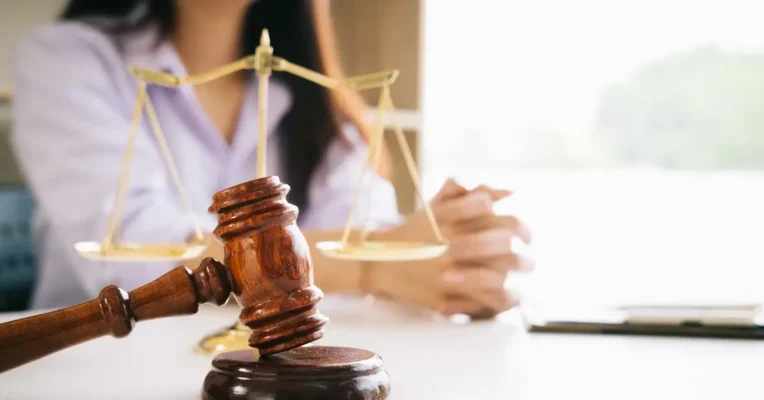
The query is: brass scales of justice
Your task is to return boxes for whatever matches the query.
[72,30,447,354]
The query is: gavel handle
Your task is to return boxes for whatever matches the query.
[0,257,232,374]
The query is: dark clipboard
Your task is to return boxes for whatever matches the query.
[527,319,764,340]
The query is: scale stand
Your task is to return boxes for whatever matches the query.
[75,29,445,263]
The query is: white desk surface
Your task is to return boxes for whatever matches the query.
[1,294,762,400]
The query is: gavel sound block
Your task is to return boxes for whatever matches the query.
[0,176,390,399]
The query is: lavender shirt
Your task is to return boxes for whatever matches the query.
[11,22,400,309]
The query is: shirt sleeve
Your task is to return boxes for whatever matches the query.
[10,24,209,296]
[299,123,403,232]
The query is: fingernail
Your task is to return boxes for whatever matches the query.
[494,190,512,200]
[441,270,465,283]
[522,258,536,271]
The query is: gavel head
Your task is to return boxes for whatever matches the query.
[208,176,328,356]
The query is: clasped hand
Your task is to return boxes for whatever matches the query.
[367,179,533,318]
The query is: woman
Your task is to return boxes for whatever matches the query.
[11,0,533,317]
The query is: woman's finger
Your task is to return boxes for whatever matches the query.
[438,296,486,316]
[504,215,533,245]
[432,178,469,202]
[473,184,512,202]
[467,288,519,315]
[453,215,533,245]
[459,252,536,273]
[434,191,494,223]
[447,228,515,261]
[436,181,511,204]
[441,288,518,316]
[441,267,507,292]
[477,289,519,314]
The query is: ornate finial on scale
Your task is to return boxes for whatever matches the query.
[260,28,271,47]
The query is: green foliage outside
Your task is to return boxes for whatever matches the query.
[596,45,764,169]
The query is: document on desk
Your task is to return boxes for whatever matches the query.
[525,304,764,339]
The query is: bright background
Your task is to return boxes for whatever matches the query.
[421,0,764,310]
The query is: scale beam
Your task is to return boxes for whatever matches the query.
[128,55,398,92]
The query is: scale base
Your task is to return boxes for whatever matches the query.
[196,322,251,355]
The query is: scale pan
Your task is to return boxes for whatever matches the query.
[315,240,447,262]
[74,241,206,262]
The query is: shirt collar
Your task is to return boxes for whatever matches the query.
[121,24,185,75]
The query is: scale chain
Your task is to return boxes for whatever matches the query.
[384,91,444,243]
[103,82,147,248]
[143,92,205,242]
[358,86,392,241]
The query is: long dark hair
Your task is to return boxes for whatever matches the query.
[60,0,374,213]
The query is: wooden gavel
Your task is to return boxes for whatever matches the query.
[0,176,328,374]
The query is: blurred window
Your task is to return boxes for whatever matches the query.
[421,0,764,308]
